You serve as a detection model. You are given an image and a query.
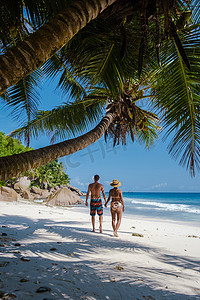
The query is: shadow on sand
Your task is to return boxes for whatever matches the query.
[0,213,199,300]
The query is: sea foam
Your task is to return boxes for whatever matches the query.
[130,199,200,214]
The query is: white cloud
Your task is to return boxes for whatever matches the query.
[71,176,89,188]
[151,182,167,189]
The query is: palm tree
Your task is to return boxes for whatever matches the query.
[0,0,117,94]
[0,0,200,180]
[0,0,191,93]
[0,80,160,180]
[0,111,115,180]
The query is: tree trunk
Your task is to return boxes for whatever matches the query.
[0,0,117,94]
[0,112,115,181]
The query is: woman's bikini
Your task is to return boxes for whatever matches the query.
[111,188,122,212]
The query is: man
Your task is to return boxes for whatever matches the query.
[85,175,107,233]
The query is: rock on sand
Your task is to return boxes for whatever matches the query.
[45,187,83,206]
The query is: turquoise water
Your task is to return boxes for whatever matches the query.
[105,192,200,224]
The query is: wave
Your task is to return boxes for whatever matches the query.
[130,199,200,215]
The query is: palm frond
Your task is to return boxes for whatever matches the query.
[9,94,107,143]
[192,0,200,23]
[43,53,87,100]
[151,27,200,175]
[0,69,42,146]
[135,117,160,149]
[105,81,160,148]
[1,69,42,123]
[62,17,126,97]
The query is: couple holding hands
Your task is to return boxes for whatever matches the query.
[85,175,125,237]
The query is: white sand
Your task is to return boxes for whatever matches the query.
[0,200,200,300]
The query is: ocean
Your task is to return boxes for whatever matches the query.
[94,192,200,225]
[120,192,200,225]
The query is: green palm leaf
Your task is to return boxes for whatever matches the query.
[43,53,87,100]
[1,69,42,145]
[151,27,200,175]
[1,69,42,123]
[192,0,200,23]
[9,95,107,143]
[62,17,126,97]
[0,0,73,44]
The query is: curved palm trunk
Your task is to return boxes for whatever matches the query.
[0,0,117,94]
[0,112,115,181]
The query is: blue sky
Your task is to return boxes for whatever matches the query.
[1,79,200,192]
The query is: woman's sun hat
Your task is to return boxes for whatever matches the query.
[110,179,121,187]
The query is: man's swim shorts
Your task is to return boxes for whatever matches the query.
[90,199,103,216]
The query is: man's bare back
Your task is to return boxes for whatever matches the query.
[88,182,106,199]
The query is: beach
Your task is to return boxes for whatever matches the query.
[0,199,200,300]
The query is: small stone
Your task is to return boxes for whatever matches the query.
[132,233,144,237]
[34,280,40,284]
[67,253,74,256]
[114,265,124,271]
[188,234,199,238]
[57,242,62,244]
[36,287,51,293]
[50,248,57,251]
[19,278,29,282]
[2,233,7,236]
[13,250,21,253]
[14,243,21,247]
[20,257,30,262]
[2,226,8,228]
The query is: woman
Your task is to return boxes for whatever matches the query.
[105,179,125,237]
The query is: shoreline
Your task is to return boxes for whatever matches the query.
[0,200,200,299]
[80,198,200,228]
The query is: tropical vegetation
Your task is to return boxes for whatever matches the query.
[0,131,32,157]
[24,160,70,189]
[0,0,199,180]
